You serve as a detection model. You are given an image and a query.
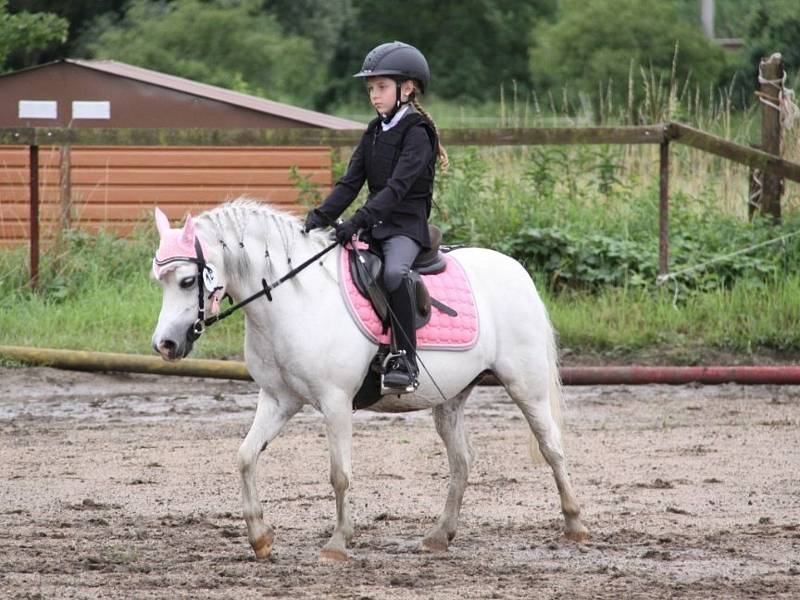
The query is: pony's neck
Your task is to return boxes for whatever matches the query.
[195,202,337,308]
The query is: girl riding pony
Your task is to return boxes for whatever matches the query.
[305,41,448,392]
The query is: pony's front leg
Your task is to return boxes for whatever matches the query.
[237,389,303,559]
[319,400,354,562]
[422,388,474,552]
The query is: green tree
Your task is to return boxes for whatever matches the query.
[5,1,126,68]
[0,0,68,71]
[81,0,324,105]
[530,0,727,114]
[264,0,352,68]
[325,0,556,105]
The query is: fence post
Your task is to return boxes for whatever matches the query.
[756,53,784,223]
[59,144,72,235]
[29,144,40,289]
[659,141,670,278]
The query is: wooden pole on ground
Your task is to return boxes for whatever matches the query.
[0,346,253,380]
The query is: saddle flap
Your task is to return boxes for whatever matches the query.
[348,249,389,322]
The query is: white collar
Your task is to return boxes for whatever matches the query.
[381,105,410,131]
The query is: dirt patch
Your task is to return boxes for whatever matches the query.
[1,367,799,599]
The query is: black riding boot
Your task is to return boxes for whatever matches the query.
[384,280,418,390]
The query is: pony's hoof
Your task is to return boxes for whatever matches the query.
[421,535,449,553]
[564,523,589,542]
[251,532,274,559]
[320,547,348,562]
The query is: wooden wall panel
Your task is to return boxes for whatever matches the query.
[0,145,331,244]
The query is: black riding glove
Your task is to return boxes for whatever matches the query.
[304,209,328,233]
[335,211,368,244]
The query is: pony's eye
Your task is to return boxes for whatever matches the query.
[179,276,196,289]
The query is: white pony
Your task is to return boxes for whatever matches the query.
[151,199,587,561]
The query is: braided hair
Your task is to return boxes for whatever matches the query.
[410,84,449,171]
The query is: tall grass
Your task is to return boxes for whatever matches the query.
[545,274,800,360]
[0,229,245,358]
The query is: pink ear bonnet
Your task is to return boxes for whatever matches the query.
[152,207,209,277]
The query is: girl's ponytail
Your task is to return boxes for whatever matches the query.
[410,87,449,171]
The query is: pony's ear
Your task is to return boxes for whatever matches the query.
[154,207,171,237]
[180,213,196,245]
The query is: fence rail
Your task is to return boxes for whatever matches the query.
[0,125,667,148]
[2,122,799,287]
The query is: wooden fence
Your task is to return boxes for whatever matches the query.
[0,145,330,244]
[2,122,800,287]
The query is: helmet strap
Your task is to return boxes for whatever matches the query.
[379,80,411,124]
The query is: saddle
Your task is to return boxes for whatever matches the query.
[347,225,456,330]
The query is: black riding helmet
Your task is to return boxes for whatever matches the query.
[354,42,430,123]
[353,41,430,93]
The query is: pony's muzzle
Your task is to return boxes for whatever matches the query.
[154,338,178,360]
[153,337,190,361]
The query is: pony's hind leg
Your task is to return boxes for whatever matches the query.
[237,389,303,559]
[498,363,588,542]
[422,387,475,552]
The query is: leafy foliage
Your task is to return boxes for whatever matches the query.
[529,0,728,112]
[433,145,800,296]
[0,0,68,70]
[735,0,800,95]
[264,0,352,75]
[80,0,324,103]
[324,0,556,105]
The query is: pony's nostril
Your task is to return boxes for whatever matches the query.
[158,339,177,354]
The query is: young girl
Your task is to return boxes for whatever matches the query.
[304,41,448,391]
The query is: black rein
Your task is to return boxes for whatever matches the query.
[196,238,339,334]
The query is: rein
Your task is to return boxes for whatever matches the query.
[187,236,339,341]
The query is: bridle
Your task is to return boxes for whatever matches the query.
[155,235,339,343]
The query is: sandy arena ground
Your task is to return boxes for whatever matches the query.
[0,366,798,599]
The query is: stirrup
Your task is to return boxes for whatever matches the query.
[380,351,419,395]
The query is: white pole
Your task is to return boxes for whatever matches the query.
[701,0,715,39]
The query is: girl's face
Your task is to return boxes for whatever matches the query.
[366,76,415,117]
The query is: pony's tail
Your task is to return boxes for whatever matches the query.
[528,316,564,465]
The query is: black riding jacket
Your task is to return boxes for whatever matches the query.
[316,109,437,248]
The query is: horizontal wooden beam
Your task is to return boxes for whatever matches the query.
[666,123,800,184]
[0,127,364,148]
[441,126,666,145]
[0,125,667,148]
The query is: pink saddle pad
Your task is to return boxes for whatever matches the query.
[339,245,479,351]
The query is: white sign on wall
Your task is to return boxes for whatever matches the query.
[72,101,111,119]
[18,100,57,119]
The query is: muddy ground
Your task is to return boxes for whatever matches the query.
[0,367,798,599]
